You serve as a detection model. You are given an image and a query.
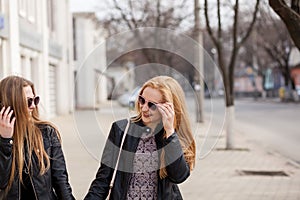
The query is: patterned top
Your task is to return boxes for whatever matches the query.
[127,133,159,200]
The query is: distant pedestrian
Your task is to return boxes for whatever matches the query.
[85,76,196,199]
[0,75,75,200]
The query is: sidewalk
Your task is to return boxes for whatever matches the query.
[52,101,300,200]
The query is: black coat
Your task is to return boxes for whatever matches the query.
[0,124,75,200]
[85,119,190,200]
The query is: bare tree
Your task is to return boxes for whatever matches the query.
[269,0,300,50]
[102,0,194,75]
[256,11,295,89]
[239,6,295,91]
[204,0,260,149]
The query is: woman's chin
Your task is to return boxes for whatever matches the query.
[142,115,151,124]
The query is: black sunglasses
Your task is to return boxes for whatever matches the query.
[27,96,40,107]
[138,95,158,111]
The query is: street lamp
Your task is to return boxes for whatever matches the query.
[211,48,217,97]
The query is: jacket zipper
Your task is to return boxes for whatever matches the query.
[24,158,38,200]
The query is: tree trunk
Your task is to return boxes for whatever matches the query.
[226,105,235,149]
[269,0,300,50]
[224,65,235,149]
[204,0,260,150]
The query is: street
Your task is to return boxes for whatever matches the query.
[199,96,300,164]
[234,99,300,164]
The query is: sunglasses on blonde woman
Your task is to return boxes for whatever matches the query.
[27,96,40,107]
[138,95,158,111]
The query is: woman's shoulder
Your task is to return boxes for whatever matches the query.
[38,123,61,145]
[37,123,58,137]
[112,118,130,131]
[37,123,55,131]
[114,118,128,125]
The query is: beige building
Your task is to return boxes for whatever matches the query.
[0,0,74,118]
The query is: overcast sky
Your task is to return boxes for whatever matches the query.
[69,0,99,12]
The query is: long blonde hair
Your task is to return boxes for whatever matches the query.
[133,76,196,178]
[0,75,59,191]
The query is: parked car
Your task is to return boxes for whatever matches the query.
[117,86,141,109]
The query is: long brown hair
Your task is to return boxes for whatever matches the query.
[0,75,58,191]
[133,76,196,178]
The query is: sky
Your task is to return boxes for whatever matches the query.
[69,0,99,12]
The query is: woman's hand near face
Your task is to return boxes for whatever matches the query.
[157,102,175,138]
[0,106,15,138]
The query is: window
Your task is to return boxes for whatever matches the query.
[27,0,36,23]
[47,0,55,32]
[18,0,26,17]
[72,17,77,60]
[19,0,37,24]
[30,57,37,82]
[0,0,3,13]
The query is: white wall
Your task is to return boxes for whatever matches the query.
[0,0,74,118]
[73,12,107,109]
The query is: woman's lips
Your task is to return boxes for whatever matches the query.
[142,112,151,118]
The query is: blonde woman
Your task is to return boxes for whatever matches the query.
[85,76,195,199]
[0,75,74,200]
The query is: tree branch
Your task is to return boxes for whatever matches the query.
[112,0,134,29]
[238,0,260,47]
[291,0,300,14]
[204,0,219,48]
[269,0,300,50]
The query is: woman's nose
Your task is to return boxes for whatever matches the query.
[29,103,36,109]
[141,104,149,111]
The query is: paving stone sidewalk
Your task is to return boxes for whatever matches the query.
[52,101,300,200]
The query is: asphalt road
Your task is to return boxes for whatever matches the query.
[234,99,300,164]
[198,97,300,164]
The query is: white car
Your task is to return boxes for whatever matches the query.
[117,87,141,108]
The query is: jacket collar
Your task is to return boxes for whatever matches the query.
[131,118,164,140]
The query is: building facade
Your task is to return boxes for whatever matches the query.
[72,12,108,109]
[0,0,73,118]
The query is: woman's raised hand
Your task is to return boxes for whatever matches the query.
[0,106,15,138]
[157,102,175,138]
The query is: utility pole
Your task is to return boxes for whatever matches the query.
[194,0,204,122]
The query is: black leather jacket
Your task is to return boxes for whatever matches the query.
[0,124,75,200]
[85,119,190,200]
